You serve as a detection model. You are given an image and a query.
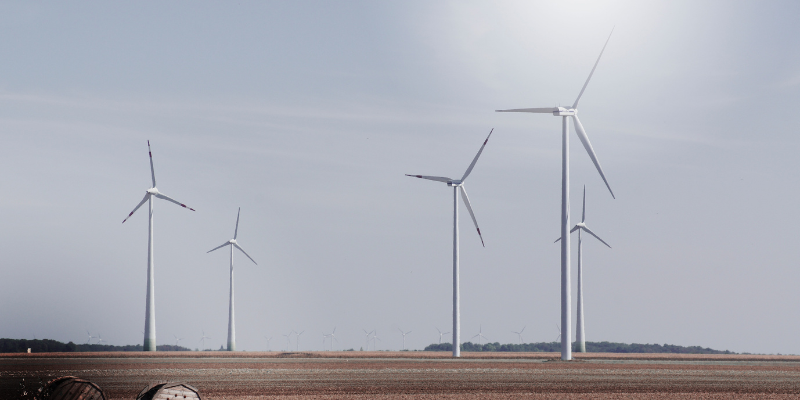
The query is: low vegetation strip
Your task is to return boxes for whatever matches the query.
[424,341,735,354]
[0,338,190,353]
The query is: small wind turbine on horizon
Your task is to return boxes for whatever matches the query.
[324,328,337,351]
[123,141,195,351]
[436,327,450,345]
[283,333,291,352]
[95,335,104,345]
[398,328,412,351]
[555,324,562,342]
[372,330,381,350]
[496,29,616,361]
[207,208,258,351]
[512,326,526,344]
[295,330,304,351]
[406,129,493,358]
[363,329,374,351]
[199,330,211,350]
[264,336,272,351]
[174,334,183,347]
[86,331,94,344]
[472,325,488,346]
[555,186,611,353]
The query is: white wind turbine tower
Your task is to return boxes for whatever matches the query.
[398,328,412,351]
[435,327,450,345]
[512,326,526,344]
[324,328,337,351]
[496,30,616,361]
[406,129,493,357]
[555,187,611,352]
[123,141,195,352]
[472,325,488,346]
[207,208,258,351]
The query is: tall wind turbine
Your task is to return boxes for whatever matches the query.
[512,326,526,344]
[555,187,611,352]
[398,328,412,351]
[207,208,258,351]
[362,329,373,351]
[123,141,195,351]
[435,327,450,345]
[406,129,493,357]
[496,30,615,361]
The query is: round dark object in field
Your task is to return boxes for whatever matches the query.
[41,376,106,400]
[136,382,201,400]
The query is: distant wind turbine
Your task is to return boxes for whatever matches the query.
[324,327,337,351]
[496,29,616,361]
[372,330,381,350]
[472,325,488,346]
[512,326,526,344]
[95,335,104,345]
[555,186,611,353]
[398,328,412,351]
[207,208,258,351]
[362,329,374,351]
[555,324,562,342]
[283,333,291,351]
[406,129,493,358]
[199,330,211,350]
[435,327,450,345]
[174,334,183,347]
[123,141,195,351]
[264,336,272,351]
[86,331,94,344]
[295,330,304,351]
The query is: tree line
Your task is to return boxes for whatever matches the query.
[0,338,191,353]
[424,341,734,354]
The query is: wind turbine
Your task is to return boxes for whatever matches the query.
[512,326,526,344]
[435,327,450,345]
[174,334,183,347]
[372,330,381,350]
[555,324,562,342]
[398,328,412,351]
[207,208,258,351]
[95,335,104,345]
[295,330,304,351]
[362,329,374,351]
[283,333,291,351]
[86,331,94,344]
[472,325,488,346]
[123,141,195,351]
[264,336,272,351]
[325,328,337,351]
[406,129,493,358]
[199,330,211,351]
[555,187,611,352]
[496,30,616,361]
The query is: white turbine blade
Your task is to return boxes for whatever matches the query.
[405,174,452,183]
[459,185,484,247]
[154,192,196,211]
[571,116,615,199]
[520,326,526,333]
[148,140,157,188]
[207,242,230,253]
[582,185,586,223]
[572,28,614,109]
[122,193,150,223]
[436,327,441,334]
[495,107,559,113]
[580,225,612,248]
[234,207,240,240]
[461,128,493,182]
[234,243,258,265]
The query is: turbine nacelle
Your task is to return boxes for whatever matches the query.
[553,107,576,116]
[147,188,159,195]
[229,239,237,245]
[446,180,463,187]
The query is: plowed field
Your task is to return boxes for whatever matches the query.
[3,352,800,399]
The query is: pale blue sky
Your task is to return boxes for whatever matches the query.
[1,1,799,354]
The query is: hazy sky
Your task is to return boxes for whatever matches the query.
[2,1,799,354]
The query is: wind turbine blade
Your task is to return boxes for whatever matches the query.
[461,129,493,182]
[459,185,484,247]
[571,116,614,199]
[572,28,614,109]
[148,140,157,188]
[495,107,559,113]
[580,225,612,248]
[154,192,196,211]
[233,243,258,265]
[234,208,240,240]
[570,225,580,234]
[207,242,230,253]
[405,174,452,183]
[122,193,150,223]
[582,186,586,223]
[520,326,526,333]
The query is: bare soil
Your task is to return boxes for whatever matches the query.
[3,351,800,399]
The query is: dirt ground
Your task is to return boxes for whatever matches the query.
[2,351,800,399]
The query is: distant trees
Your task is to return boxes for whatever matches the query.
[0,338,191,353]
[423,341,734,354]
